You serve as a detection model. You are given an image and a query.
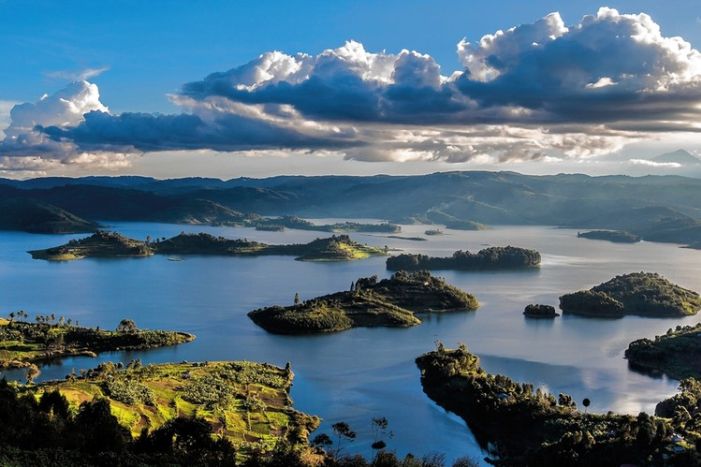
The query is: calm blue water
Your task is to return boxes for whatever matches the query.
[1,222,699,464]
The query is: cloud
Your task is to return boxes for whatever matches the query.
[45,66,110,81]
[3,7,701,172]
[629,158,682,168]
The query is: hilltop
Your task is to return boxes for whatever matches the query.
[36,360,319,457]
[559,272,701,318]
[248,271,478,334]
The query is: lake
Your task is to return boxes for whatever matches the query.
[1,222,699,464]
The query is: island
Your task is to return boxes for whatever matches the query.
[559,272,701,318]
[29,231,386,262]
[250,216,401,234]
[0,198,98,234]
[523,304,559,318]
[416,344,694,466]
[248,271,479,334]
[424,229,443,236]
[0,315,194,372]
[443,220,487,231]
[35,360,319,457]
[626,324,701,379]
[577,230,641,243]
[386,246,541,271]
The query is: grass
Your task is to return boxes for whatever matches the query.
[36,361,319,457]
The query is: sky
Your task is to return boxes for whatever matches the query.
[3,0,701,179]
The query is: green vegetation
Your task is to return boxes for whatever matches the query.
[250,216,400,234]
[0,315,194,370]
[37,360,319,456]
[248,271,479,334]
[30,231,386,262]
[29,231,152,260]
[577,230,641,243]
[559,272,701,318]
[0,198,98,234]
[424,229,443,236]
[626,324,701,379]
[523,304,559,318]
[416,344,699,466]
[386,246,541,271]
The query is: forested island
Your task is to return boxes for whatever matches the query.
[559,272,701,318]
[29,231,386,262]
[523,304,559,318]
[386,246,541,271]
[248,271,479,334]
[0,315,193,372]
[626,324,701,379]
[250,216,401,234]
[416,344,698,466]
[577,230,641,243]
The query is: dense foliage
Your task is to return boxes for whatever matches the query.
[386,247,541,271]
[416,345,699,466]
[577,230,641,243]
[248,271,478,334]
[626,323,701,379]
[559,272,701,317]
[0,317,193,369]
[523,304,559,318]
[32,232,384,262]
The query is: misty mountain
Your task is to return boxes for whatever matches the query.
[652,149,701,165]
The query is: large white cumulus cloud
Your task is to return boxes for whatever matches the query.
[3,7,701,172]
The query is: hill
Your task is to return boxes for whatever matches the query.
[559,272,701,318]
[0,198,97,233]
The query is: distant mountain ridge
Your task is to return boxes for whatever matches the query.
[2,171,701,246]
[653,149,700,165]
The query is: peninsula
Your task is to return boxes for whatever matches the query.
[577,230,641,243]
[386,246,541,271]
[0,316,194,371]
[559,272,701,318]
[248,271,479,334]
[626,324,701,379]
[36,360,319,457]
[29,231,386,262]
[416,344,692,466]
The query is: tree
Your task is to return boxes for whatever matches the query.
[117,319,138,334]
[582,398,591,414]
[331,421,356,455]
[293,293,301,306]
[8,312,14,323]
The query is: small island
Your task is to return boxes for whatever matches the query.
[523,304,559,318]
[577,230,641,243]
[416,344,692,465]
[248,271,479,334]
[559,272,701,318]
[424,229,443,236]
[30,231,386,262]
[0,315,194,372]
[443,220,486,231]
[36,360,319,456]
[626,324,701,379]
[386,246,541,271]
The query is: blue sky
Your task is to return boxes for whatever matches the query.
[2,1,701,178]
[3,0,700,113]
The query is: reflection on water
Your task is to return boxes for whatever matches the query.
[0,223,699,463]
